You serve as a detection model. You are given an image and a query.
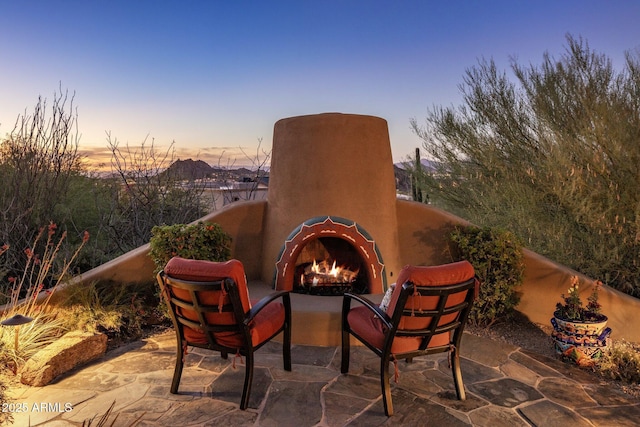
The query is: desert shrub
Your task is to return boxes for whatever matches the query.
[149,221,232,273]
[0,88,82,283]
[412,35,640,296]
[449,225,524,327]
[597,340,640,384]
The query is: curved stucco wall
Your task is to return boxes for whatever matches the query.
[199,200,267,279]
[260,113,402,292]
[62,200,268,290]
[518,250,640,343]
[395,199,640,343]
[57,194,640,344]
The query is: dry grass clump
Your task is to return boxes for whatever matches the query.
[53,279,164,348]
[597,340,640,384]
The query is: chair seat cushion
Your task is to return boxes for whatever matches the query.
[184,300,285,348]
[347,306,449,354]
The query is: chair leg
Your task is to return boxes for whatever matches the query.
[451,348,466,400]
[170,340,184,394]
[381,356,393,416]
[341,329,350,374]
[240,350,254,410]
[283,319,292,371]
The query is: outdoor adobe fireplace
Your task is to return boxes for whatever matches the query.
[261,113,403,293]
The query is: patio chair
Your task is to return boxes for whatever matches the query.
[341,261,478,416]
[157,257,292,409]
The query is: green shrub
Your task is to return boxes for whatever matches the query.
[449,225,524,327]
[149,222,232,273]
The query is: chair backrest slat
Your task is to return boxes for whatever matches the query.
[170,296,235,313]
[390,277,476,350]
[158,271,249,351]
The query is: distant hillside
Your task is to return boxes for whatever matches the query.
[161,159,263,182]
[394,159,438,193]
[162,158,431,192]
[163,159,214,180]
[394,159,438,172]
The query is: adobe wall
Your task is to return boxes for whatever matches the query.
[395,199,640,343]
[518,250,640,343]
[56,200,267,292]
[199,200,267,279]
[50,184,640,344]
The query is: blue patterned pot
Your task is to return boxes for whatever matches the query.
[551,312,611,365]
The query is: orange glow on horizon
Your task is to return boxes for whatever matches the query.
[77,145,268,173]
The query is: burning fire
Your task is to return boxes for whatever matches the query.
[301,259,359,286]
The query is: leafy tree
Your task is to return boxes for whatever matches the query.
[55,172,116,270]
[412,35,640,296]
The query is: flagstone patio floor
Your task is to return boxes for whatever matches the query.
[7,329,640,426]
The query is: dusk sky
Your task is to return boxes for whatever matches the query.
[1,1,639,169]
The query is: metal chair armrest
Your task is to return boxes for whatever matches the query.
[245,291,291,323]
[343,292,393,329]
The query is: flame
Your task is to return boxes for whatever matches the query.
[310,259,342,277]
[304,259,359,285]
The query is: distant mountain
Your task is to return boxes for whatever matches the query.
[162,158,432,191]
[394,159,439,193]
[163,159,215,180]
[161,159,265,182]
[394,164,412,193]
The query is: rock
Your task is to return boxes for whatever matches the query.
[20,331,107,386]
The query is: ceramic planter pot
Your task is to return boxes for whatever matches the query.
[550,311,611,364]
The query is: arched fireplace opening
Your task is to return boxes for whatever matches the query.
[274,216,386,294]
[293,237,368,295]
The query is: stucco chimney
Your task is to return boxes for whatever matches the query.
[261,113,402,292]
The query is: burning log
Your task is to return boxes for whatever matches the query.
[301,259,359,286]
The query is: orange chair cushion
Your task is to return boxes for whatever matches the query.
[386,261,477,334]
[164,257,251,312]
[347,306,450,354]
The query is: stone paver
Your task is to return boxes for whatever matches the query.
[6,330,640,426]
[518,400,593,427]
[467,378,544,408]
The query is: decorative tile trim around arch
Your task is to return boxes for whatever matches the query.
[274,216,387,293]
